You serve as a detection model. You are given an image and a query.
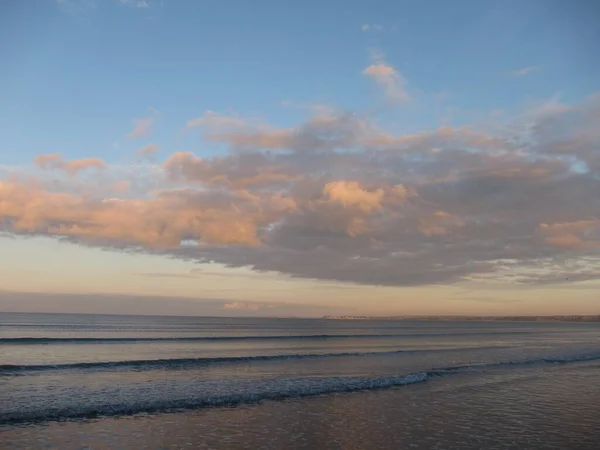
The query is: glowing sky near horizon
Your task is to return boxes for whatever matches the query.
[0,0,599,316]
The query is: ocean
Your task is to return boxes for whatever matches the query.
[1,312,599,449]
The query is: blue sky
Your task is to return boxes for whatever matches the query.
[0,0,599,316]
[2,0,598,164]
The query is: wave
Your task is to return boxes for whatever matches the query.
[0,346,516,375]
[0,346,499,374]
[2,352,599,424]
[0,331,530,345]
[0,350,408,373]
[2,347,597,377]
[0,372,430,424]
[430,352,600,373]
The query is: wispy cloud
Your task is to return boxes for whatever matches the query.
[127,117,155,139]
[118,0,150,8]
[55,0,96,19]
[361,24,384,32]
[363,49,409,103]
[279,100,333,115]
[184,109,370,153]
[511,66,541,77]
[136,144,160,158]
[33,153,106,175]
[136,268,268,280]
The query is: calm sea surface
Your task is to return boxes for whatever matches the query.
[1,312,599,449]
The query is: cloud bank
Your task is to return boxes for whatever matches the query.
[0,291,342,317]
[1,91,599,288]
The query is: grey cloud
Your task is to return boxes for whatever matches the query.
[187,110,376,154]
[1,94,600,287]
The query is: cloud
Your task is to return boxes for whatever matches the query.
[111,180,131,194]
[538,221,600,249]
[0,290,347,317]
[323,181,385,212]
[55,0,96,17]
[127,117,154,139]
[0,182,274,247]
[62,158,106,174]
[136,144,160,158]
[33,153,62,169]
[186,110,375,153]
[34,153,106,175]
[222,301,276,311]
[118,0,151,8]
[361,24,384,32]
[511,66,541,76]
[363,49,409,102]
[163,151,300,189]
[2,94,600,288]
[186,111,292,151]
[58,0,155,18]
[137,267,267,280]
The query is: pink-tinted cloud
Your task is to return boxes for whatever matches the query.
[3,94,600,287]
[136,144,160,158]
[186,111,293,151]
[33,153,63,170]
[322,181,385,212]
[0,181,270,247]
[186,109,381,153]
[34,154,106,175]
[539,221,600,249]
[363,50,409,102]
[127,117,154,139]
[111,180,131,194]
[163,151,300,189]
[62,158,106,175]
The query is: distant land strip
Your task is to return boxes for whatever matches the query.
[322,315,600,322]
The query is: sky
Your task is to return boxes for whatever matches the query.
[0,0,599,317]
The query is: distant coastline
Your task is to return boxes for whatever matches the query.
[322,315,600,322]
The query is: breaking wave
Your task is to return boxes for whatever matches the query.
[0,372,429,424]
[2,352,599,424]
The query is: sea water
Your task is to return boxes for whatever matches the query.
[1,312,599,449]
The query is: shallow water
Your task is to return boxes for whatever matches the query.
[1,312,599,449]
